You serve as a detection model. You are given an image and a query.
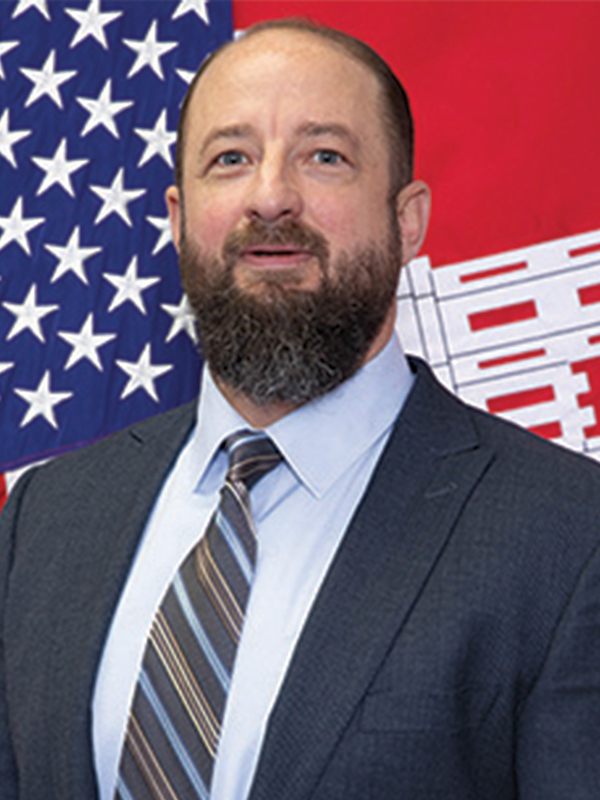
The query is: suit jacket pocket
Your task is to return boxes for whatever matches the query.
[359,685,499,733]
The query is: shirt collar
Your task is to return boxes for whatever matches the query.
[188,332,413,498]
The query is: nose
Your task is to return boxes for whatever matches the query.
[244,152,303,224]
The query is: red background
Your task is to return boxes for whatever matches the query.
[235,1,600,266]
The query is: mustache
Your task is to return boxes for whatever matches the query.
[222,219,330,263]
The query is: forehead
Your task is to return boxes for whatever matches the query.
[186,29,386,143]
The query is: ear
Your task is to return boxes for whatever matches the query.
[395,180,431,265]
[165,185,182,253]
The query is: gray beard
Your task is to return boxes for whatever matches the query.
[179,218,401,406]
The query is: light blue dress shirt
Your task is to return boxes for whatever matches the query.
[93,333,414,800]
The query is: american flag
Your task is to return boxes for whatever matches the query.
[0,0,233,505]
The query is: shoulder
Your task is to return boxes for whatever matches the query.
[406,354,599,474]
[2,400,197,530]
[399,356,600,537]
[394,359,600,626]
[45,399,194,472]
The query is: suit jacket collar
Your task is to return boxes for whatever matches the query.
[248,357,493,800]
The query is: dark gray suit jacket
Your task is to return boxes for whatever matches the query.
[1,357,600,800]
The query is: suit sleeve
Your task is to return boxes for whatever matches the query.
[517,539,600,799]
[0,472,37,800]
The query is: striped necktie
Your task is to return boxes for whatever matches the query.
[115,430,281,800]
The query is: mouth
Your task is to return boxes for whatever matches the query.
[239,245,314,268]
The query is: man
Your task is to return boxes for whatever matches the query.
[1,18,599,800]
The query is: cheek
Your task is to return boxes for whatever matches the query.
[183,192,242,252]
[307,187,391,246]
[186,203,234,251]
[307,196,362,242]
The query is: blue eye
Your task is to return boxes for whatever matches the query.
[216,151,247,167]
[314,149,343,166]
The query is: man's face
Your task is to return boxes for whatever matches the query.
[167,30,427,405]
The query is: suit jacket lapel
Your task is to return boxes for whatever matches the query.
[46,402,197,800]
[249,359,493,800]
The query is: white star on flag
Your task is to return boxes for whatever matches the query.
[104,256,160,314]
[117,343,173,401]
[135,109,176,167]
[77,79,134,138]
[0,40,19,80]
[12,0,49,20]
[3,284,59,343]
[146,214,173,254]
[162,295,198,344]
[0,362,15,389]
[90,168,146,227]
[45,226,102,285]
[20,50,77,109]
[32,138,89,197]
[176,67,195,86]
[172,0,210,25]
[123,20,177,80]
[0,110,31,168]
[14,370,73,430]
[0,197,44,255]
[58,313,116,370]
[65,0,123,50]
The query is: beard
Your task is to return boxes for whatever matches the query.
[179,216,401,406]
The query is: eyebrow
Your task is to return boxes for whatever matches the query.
[198,121,360,158]
[295,122,360,149]
[199,124,255,155]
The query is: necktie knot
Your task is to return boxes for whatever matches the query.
[224,429,282,492]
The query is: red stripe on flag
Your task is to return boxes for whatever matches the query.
[569,242,600,259]
[571,357,600,438]
[478,348,546,370]
[460,261,528,284]
[469,301,538,332]
[528,421,563,440]
[486,385,555,414]
[589,335,600,346]
[578,284,600,307]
